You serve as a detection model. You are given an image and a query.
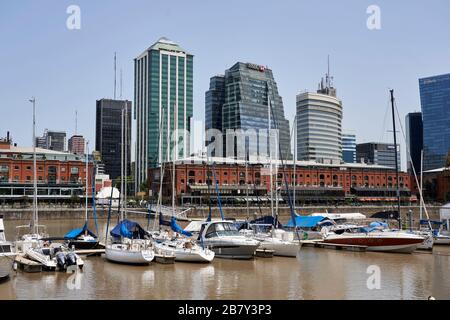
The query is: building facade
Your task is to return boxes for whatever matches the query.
[0,139,93,203]
[356,142,400,169]
[95,99,131,180]
[205,62,292,161]
[134,37,193,192]
[36,130,66,152]
[68,135,85,155]
[296,73,342,162]
[405,112,423,174]
[419,73,450,171]
[148,157,412,206]
[342,131,356,163]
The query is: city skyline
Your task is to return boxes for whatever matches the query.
[1,1,450,172]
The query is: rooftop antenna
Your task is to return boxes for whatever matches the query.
[75,109,78,135]
[120,68,123,99]
[114,52,117,99]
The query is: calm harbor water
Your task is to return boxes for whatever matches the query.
[1,218,450,300]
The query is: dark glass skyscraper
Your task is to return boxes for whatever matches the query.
[95,99,131,180]
[405,112,423,174]
[356,142,400,169]
[419,73,450,170]
[205,62,292,160]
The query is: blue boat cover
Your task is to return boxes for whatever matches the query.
[64,222,97,239]
[171,217,193,237]
[286,215,325,228]
[419,219,442,226]
[369,221,389,229]
[110,219,147,239]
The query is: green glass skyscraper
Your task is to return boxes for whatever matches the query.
[134,37,193,191]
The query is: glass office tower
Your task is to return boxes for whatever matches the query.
[134,37,193,190]
[405,112,423,174]
[205,62,292,160]
[95,99,132,180]
[419,73,450,171]
[342,131,356,163]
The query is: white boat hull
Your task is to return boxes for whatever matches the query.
[434,236,450,245]
[155,242,214,263]
[366,243,421,253]
[0,254,16,279]
[323,230,425,254]
[105,244,154,264]
[257,238,301,257]
[204,239,260,259]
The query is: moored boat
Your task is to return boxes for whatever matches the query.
[199,220,260,259]
[322,225,425,253]
[0,215,16,280]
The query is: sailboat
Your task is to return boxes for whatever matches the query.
[14,98,57,270]
[64,141,100,249]
[0,214,16,280]
[151,103,214,263]
[105,103,155,265]
[245,97,302,257]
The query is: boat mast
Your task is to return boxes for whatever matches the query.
[120,107,124,222]
[124,103,128,218]
[268,97,274,218]
[30,97,38,234]
[245,150,249,220]
[293,115,297,211]
[172,102,176,218]
[390,89,402,229]
[420,149,424,221]
[85,140,89,223]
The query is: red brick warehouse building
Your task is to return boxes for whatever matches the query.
[0,138,94,204]
[148,156,414,206]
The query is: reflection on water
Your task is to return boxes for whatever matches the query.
[1,219,450,300]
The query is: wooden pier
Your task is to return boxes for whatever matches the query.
[302,240,368,252]
[14,255,42,273]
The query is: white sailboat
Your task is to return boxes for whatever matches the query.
[105,103,155,265]
[14,97,57,270]
[65,141,100,250]
[0,215,16,280]
[245,98,301,257]
[152,103,214,263]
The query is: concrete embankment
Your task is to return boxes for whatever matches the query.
[0,205,443,223]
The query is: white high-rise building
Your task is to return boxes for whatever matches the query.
[296,70,343,162]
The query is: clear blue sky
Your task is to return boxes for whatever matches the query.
[1,0,450,170]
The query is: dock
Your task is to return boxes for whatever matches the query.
[302,240,368,252]
[14,255,42,273]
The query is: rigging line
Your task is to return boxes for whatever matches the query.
[269,99,303,240]
[393,99,432,229]
[379,93,392,144]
